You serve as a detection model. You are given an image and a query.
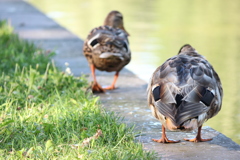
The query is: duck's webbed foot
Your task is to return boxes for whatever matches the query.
[152,138,180,143]
[103,71,119,90]
[184,125,212,142]
[92,82,105,93]
[184,137,212,142]
[153,125,180,143]
[103,85,117,90]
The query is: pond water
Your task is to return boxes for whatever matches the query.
[28,0,240,144]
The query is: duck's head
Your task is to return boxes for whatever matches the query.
[178,44,200,57]
[104,10,129,36]
[178,44,195,54]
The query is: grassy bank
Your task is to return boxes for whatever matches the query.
[0,20,156,159]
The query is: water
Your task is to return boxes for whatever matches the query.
[28,0,240,144]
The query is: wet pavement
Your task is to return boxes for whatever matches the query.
[1,0,240,159]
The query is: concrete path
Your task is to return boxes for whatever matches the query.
[1,0,240,159]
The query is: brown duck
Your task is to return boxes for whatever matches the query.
[147,44,223,143]
[83,10,131,93]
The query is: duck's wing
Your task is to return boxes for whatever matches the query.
[147,56,181,126]
[177,56,223,125]
[83,26,130,64]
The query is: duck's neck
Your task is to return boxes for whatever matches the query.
[104,13,129,36]
[179,51,203,58]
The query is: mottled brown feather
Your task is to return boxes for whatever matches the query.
[147,44,223,131]
[83,12,131,73]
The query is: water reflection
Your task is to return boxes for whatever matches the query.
[28,0,240,144]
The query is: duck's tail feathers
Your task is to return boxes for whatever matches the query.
[99,52,124,61]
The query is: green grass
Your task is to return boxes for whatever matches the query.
[0,20,156,159]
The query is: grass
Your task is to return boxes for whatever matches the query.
[0,20,156,159]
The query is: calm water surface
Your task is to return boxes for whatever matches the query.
[28,0,240,144]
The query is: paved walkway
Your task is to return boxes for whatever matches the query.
[1,0,240,159]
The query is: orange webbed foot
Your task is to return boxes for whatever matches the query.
[92,82,105,93]
[184,126,212,142]
[184,137,212,142]
[152,138,180,143]
[103,85,117,90]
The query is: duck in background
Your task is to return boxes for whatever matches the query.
[83,10,131,93]
[147,44,223,143]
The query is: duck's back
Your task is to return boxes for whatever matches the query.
[148,52,223,131]
[83,26,131,72]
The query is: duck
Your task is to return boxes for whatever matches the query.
[147,44,223,143]
[83,10,131,93]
